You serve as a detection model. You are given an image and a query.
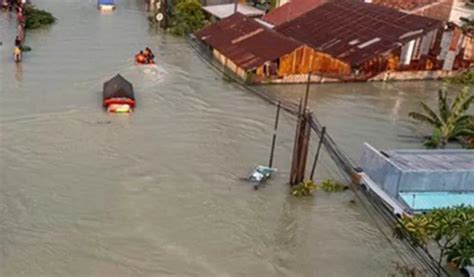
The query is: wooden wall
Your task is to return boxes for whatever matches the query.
[278,46,351,76]
[213,49,247,79]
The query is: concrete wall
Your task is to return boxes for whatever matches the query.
[360,143,403,198]
[399,171,474,193]
[360,143,474,196]
[369,70,460,82]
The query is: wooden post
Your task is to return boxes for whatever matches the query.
[295,113,311,184]
[268,102,281,168]
[289,101,312,185]
[234,0,238,13]
[310,126,326,180]
[303,71,311,112]
[289,98,303,185]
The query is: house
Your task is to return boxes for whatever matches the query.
[262,0,327,26]
[371,0,455,22]
[195,13,345,81]
[202,3,265,21]
[196,1,473,83]
[358,143,474,214]
[269,0,474,81]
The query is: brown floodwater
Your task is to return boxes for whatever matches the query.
[1,1,465,276]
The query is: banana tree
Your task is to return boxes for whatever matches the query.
[409,87,474,148]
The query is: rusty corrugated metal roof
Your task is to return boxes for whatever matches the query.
[372,0,441,11]
[195,13,303,70]
[262,0,327,26]
[275,0,443,66]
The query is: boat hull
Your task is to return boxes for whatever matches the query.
[98,4,115,11]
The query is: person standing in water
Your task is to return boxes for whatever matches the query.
[14,46,22,62]
[15,36,21,47]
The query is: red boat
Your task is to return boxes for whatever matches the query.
[102,74,135,113]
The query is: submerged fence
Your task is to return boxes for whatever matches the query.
[187,35,448,276]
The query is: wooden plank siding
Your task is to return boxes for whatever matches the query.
[213,49,247,79]
[278,46,351,76]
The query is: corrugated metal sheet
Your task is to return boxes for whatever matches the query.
[399,192,474,212]
[275,0,443,66]
[385,149,474,171]
[202,4,265,20]
[372,0,441,11]
[195,13,303,70]
[262,0,327,26]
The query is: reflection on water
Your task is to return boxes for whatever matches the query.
[1,0,461,276]
[14,62,22,82]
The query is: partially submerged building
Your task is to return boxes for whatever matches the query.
[273,0,474,82]
[359,143,474,214]
[195,0,473,83]
[195,13,319,81]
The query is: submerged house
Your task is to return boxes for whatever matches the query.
[195,13,316,81]
[195,0,473,83]
[358,143,474,215]
[272,0,473,82]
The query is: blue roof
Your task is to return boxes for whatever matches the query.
[98,0,114,5]
[399,192,474,212]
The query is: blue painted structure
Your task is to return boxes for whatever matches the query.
[98,0,115,5]
[399,192,474,212]
[359,143,474,214]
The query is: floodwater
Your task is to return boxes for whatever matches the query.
[0,0,458,276]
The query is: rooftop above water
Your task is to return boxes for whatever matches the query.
[384,149,474,172]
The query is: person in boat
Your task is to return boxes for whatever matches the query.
[135,51,146,64]
[141,47,155,64]
[145,47,155,63]
[14,46,21,62]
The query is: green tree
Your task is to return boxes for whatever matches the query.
[169,0,205,36]
[394,206,474,275]
[408,87,474,148]
[24,5,56,29]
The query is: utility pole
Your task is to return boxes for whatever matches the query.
[289,72,312,186]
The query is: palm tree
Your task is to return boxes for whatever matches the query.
[409,87,474,148]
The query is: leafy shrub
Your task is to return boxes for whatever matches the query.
[291,179,348,197]
[320,179,348,192]
[394,205,474,271]
[169,0,205,36]
[24,5,56,29]
[291,180,317,197]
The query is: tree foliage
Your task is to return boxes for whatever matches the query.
[24,5,56,30]
[447,71,474,85]
[394,205,474,273]
[169,0,205,36]
[408,87,474,148]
